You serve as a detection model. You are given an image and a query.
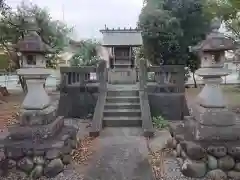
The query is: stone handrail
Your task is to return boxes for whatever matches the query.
[147,65,185,93]
[139,59,154,137]
[139,90,154,137]
[90,60,107,137]
[60,66,97,87]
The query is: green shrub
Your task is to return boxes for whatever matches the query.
[152,115,169,129]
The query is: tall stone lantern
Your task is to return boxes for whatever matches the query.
[190,17,238,140]
[16,17,53,110]
[191,18,235,108]
[3,18,77,179]
[169,18,240,179]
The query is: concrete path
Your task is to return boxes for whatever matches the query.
[83,127,154,180]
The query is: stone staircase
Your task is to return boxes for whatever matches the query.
[103,90,142,127]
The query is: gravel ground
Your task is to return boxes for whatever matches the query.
[1,164,85,180]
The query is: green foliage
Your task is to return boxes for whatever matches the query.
[204,0,239,20]
[0,1,72,69]
[204,0,240,41]
[152,115,169,129]
[138,0,211,65]
[186,52,201,74]
[70,39,101,66]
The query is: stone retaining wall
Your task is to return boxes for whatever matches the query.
[148,93,189,120]
[58,86,98,118]
[167,133,240,179]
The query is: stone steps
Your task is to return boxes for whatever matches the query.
[105,102,140,109]
[107,90,139,97]
[103,117,142,127]
[106,96,140,103]
[103,109,141,117]
[103,89,142,128]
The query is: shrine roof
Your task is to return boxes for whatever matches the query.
[100,28,142,47]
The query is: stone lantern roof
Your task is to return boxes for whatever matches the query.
[16,17,54,54]
[192,18,237,52]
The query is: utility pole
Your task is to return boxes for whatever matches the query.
[62,4,65,21]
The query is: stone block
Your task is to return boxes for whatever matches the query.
[193,121,240,141]
[8,116,64,141]
[191,104,236,126]
[19,102,58,126]
[180,141,206,160]
[228,146,240,160]
[4,125,76,156]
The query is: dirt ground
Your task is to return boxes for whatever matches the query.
[0,89,59,131]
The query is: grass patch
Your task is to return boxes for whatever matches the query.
[152,116,169,130]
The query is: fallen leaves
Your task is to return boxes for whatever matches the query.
[147,135,173,179]
[149,149,166,178]
[0,103,20,130]
[71,136,96,165]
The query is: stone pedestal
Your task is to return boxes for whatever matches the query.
[168,66,240,178]
[17,68,51,110]
[2,69,77,177]
[3,99,77,178]
[1,61,77,179]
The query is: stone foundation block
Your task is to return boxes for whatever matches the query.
[8,116,64,141]
[191,104,237,126]
[2,125,78,178]
[19,102,58,125]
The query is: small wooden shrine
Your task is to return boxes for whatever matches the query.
[100,27,142,69]
[100,27,142,84]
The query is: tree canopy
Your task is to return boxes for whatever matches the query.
[138,0,211,65]
[0,1,73,70]
[204,0,240,40]
[70,39,101,66]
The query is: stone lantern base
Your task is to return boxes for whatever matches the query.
[168,109,240,179]
[1,100,78,178]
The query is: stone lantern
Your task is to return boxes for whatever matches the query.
[16,17,53,110]
[168,18,240,179]
[2,17,77,178]
[189,17,238,140]
[191,18,236,108]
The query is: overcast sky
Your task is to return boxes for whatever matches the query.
[6,0,143,40]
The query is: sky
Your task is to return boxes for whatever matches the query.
[6,0,143,40]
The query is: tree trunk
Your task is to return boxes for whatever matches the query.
[193,72,197,88]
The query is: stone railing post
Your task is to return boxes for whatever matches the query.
[97,60,107,92]
[139,59,147,91]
